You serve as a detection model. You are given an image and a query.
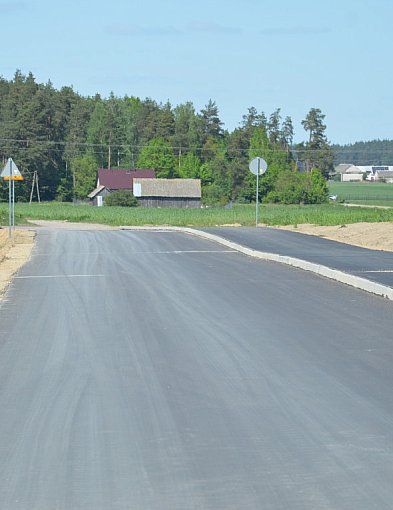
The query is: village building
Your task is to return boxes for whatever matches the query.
[366,166,393,182]
[334,164,364,182]
[334,164,393,182]
[133,178,201,208]
[88,168,155,205]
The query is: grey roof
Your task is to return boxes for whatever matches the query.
[88,185,107,198]
[376,170,393,179]
[133,178,201,198]
[334,164,352,174]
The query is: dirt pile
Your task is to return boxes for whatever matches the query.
[276,222,393,252]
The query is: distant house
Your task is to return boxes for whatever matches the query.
[366,166,393,182]
[88,168,155,205]
[373,169,393,183]
[133,178,201,208]
[334,164,364,182]
[334,164,393,183]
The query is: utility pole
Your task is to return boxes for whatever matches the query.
[30,171,41,204]
[108,130,112,170]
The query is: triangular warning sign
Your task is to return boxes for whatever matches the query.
[1,158,24,180]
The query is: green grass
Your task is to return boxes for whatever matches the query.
[329,182,393,204]
[344,200,393,207]
[2,201,393,228]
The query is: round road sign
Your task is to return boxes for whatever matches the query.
[249,157,268,175]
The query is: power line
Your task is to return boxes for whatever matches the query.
[0,137,342,155]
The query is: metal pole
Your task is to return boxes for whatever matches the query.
[256,157,260,227]
[12,177,15,230]
[8,159,12,238]
[30,171,35,204]
[36,172,41,203]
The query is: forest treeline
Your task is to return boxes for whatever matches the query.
[1,71,333,204]
[333,140,393,166]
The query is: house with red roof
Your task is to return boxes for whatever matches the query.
[88,168,155,205]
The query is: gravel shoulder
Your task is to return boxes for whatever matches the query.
[0,228,36,299]
[275,222,393,252]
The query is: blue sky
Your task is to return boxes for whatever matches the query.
[1,0,392,144]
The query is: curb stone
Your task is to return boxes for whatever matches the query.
[120,225,393,301]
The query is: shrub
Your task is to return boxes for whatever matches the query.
[202,183,230,206]
[266,169,328,204]
[105,190,139,207]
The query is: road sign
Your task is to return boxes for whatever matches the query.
[249,157,268,227]
[249,157,267,175]
[1,158,24,180]
[1,158,23,238]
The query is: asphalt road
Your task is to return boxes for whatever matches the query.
[1,229,393,509]
[203,227,393,288]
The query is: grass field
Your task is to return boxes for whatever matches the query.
[1,201,393,228]
[329,182,393,204]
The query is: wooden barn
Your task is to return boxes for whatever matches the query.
[133,178,201,208]
[88,168,155,205]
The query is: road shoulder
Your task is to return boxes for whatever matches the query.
[0,229,36,299]
[275,222,393,252]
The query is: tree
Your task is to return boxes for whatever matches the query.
[63,95,95,164]
[301,108,326,144]
[172,102,200,155]
[137,138,177,178]
[299,108,333,177]
[179,153,201,179]
[248,127,295,200]
[156,101,175,139]
[0,70,314,204]
[281,116,294,150]
[122,96,143,165]
[226,128,249,162]
[86,93,126,169]
[267,108,282,145]
[71,155,97,199]
[199,100,223,141]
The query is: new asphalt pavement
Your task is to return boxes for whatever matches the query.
[203,226,393,288]
[0,228,393,509]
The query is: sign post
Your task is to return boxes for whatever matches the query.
[249,157,268,227]
[1,158,24,238]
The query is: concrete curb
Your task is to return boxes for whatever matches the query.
[120,225,393,301]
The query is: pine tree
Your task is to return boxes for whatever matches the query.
[199,100,223,141]
[299,108,333,177]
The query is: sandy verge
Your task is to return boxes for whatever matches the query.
[274,222,393,252]
[0,229,36,299]
[28,220,117,230]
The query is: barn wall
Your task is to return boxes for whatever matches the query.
[138,197,201,208]
[90,188,111,206]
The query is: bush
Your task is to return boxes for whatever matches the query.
[266,169,328,204]
[202,183,230,206]
[105,190,139,207]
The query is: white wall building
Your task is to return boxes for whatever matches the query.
[334,164,393,182]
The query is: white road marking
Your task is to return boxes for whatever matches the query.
[358,270,393,273]
[141,250,236,254]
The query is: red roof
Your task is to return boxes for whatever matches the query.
[97,168,155,190]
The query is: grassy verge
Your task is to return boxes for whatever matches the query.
[329,182,393,205]
[343,200,393,207]
[2,202,393,227]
